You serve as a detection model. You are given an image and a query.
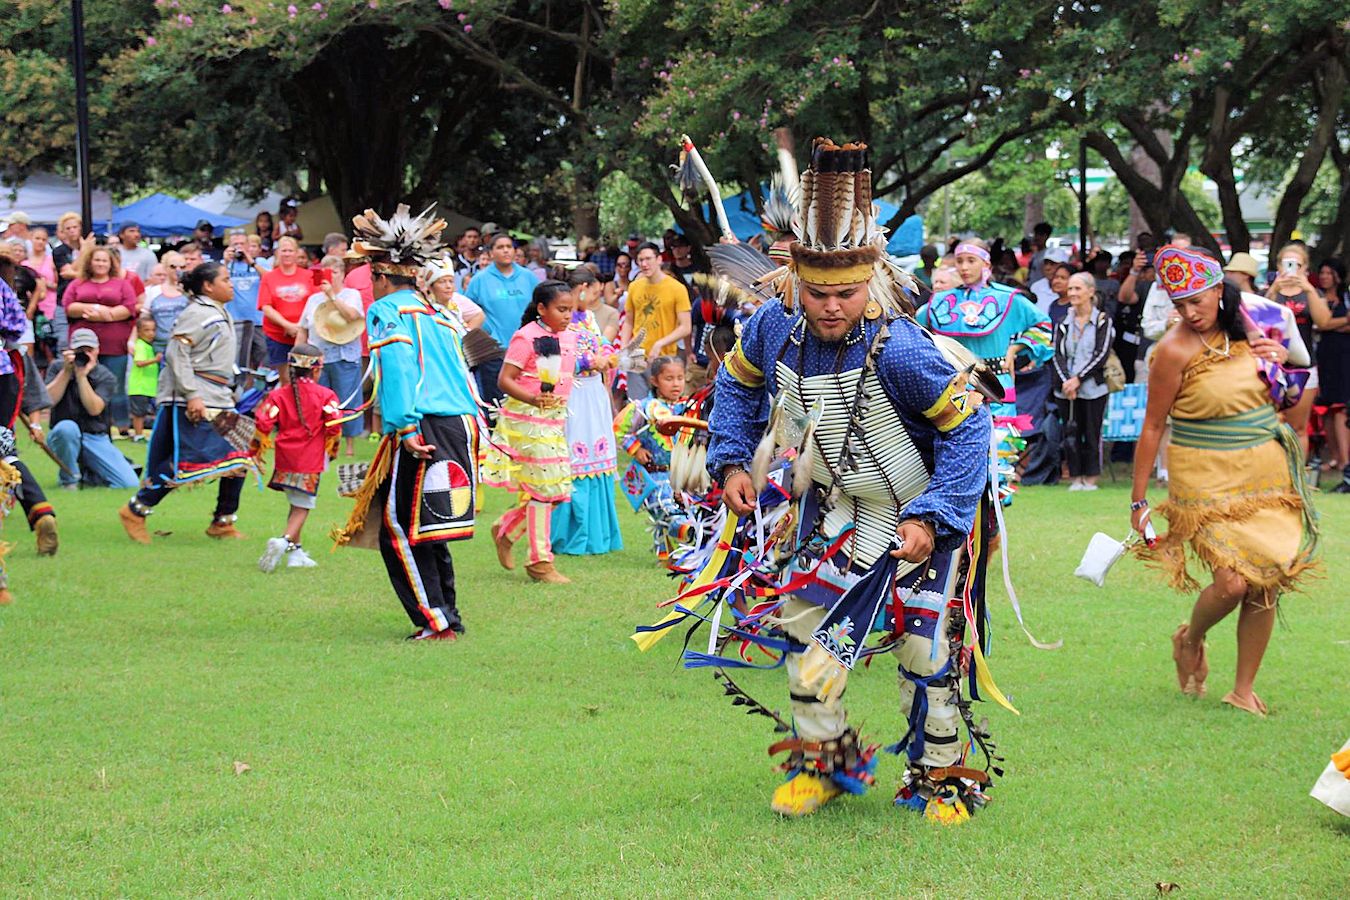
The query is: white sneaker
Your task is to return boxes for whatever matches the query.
[1068,480,1083,491]
[258,537,288,573]
[1080,483,1100,491]
[286,546,318,568]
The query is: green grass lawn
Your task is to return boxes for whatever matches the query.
[2,433,1347,896]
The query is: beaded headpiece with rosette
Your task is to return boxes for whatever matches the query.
[1153,244,1224,300]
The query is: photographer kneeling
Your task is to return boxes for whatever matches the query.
[45,328,140,489]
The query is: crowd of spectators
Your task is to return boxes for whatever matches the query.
[912,223,1350,491]
[5,197,1346,500]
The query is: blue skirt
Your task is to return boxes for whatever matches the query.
[551,473,623,556]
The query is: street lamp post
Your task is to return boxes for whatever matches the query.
[70,0,93,230]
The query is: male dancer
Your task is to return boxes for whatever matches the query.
[647,140,1009,822]
[334,205,479,641]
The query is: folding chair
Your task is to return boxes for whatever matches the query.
[1100,383,1147,481]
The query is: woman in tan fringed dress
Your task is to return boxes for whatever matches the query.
[1131,245,1318,718]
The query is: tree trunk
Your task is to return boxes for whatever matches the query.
[1270,54,1346,254]
[1316,144,1350,260]
[570,163,601,241]
[1126,128,1165,246]
[1204,153,1250,252]
[1023,191,1045,237]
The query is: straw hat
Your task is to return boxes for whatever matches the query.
[1224,251,1260,279]
[312,297,366,345]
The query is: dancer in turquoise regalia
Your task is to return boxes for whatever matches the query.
[916,239,1052,500]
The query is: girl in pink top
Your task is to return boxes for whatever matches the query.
[22,227,57,317]
[480,280,578,583]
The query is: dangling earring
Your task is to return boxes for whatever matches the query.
[864,298,883,320]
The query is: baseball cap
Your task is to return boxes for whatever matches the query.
[69,328,100,350]
[195,219,213,230]
[1044,247,1071,264]
[8,211,31,225]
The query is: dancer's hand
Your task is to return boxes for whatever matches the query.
[892,519,935,562]
[722,469,756,516]
[1248,336,1287,365]
[185,397,207,422]
[402,433,436,459]
[633,446,652,466]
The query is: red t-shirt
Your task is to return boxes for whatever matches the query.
[125,272,145,299]
[257,267,313,343]
[343,264,376,355]
[63,278,138,355]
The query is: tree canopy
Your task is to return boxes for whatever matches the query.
[1,0,1345,257]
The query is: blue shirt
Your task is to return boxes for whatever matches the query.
[464,263,537,348]
[225,260,263,325]
[367,289,478,437]
[708,300,991,550]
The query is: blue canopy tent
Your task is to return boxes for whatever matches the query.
[694,186,924,256]
[112,193,246,238]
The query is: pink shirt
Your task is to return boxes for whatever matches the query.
[23,256,57,317]
[504,319,578,401]
[63,277,138,354]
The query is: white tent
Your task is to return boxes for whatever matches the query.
[186,186,285,222]
[189,185,483,244]
[0,172,114,229]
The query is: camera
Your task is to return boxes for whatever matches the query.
[73,350,90,367]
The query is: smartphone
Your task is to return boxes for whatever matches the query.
[1281,258,1298,275]
[312,267,332,287]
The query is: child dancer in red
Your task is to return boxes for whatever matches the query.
[255,344,340,571]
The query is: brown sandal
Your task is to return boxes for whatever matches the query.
[1221,691,1267,718]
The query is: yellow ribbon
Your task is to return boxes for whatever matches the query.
[632,514,740,652]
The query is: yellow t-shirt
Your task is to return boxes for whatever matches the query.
[627,274,691,354]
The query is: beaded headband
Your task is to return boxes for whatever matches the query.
[1154,244,1224,300]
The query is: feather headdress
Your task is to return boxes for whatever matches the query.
[351,203,448,276]
[738,137,916,316]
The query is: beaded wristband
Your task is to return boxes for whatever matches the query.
[1130,498,1149,511]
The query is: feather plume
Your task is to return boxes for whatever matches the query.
[929,333,1005,402]
[670,438,691,493]
[533,335,562,391]
[750,398,781,494]
[705,243,779,305]
[692,272,759,313]
[673,147,702,197]
[832,174,855,247]
[690,443,709,494]
[810,171,838,249]
[799,169,816,247]
[761,173,797,238]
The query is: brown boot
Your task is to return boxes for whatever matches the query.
[34,514,58,557]
[206,518,247,540]
[492,525,516,571]
[119,505,151,545]
[526,561,570,584]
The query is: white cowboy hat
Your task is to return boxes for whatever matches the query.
[312,297,366,345]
